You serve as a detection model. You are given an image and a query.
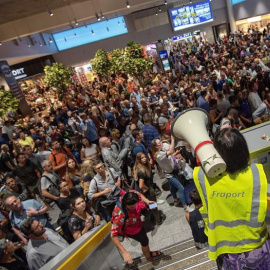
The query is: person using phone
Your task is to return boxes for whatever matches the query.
[111,191,163,265]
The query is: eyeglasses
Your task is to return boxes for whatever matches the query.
[95,165,104,170]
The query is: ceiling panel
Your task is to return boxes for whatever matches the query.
[0,0,89,25]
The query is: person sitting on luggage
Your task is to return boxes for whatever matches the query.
[87,159,121,222]
[185,189,208,249]
[68,196,100,241]
[111,191,163,264]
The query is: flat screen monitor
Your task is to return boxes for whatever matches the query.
[159,50,168,59]
[162,59,171,71]
[169,0,213,32]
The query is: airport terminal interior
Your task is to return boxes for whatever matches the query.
[0,0,270,269]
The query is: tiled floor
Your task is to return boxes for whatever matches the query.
[122,174,194,258]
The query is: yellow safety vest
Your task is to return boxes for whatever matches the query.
[193,163,268,260]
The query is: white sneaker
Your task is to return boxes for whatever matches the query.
[184,205,193,212]
[156,199,165,205]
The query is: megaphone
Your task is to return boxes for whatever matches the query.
[171,108,226,178]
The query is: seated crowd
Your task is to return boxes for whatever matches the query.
[0,30,270,269]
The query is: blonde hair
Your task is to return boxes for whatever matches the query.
[80,160,95,180]
[110,128,120,140]
[133,152,151,180]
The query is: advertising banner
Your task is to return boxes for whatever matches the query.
[169,0,213,31]
[0,61,24,100]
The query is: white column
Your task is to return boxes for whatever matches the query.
[226,0,237,33]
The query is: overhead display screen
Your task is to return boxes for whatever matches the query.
[53,16,128,51]
[169,0,213,32]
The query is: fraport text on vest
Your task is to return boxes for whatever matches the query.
[212,191,245,199]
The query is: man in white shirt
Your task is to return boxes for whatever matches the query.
[252,93,270,122]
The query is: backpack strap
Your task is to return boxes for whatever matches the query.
[41,174,59,189]
[116,200,128,233]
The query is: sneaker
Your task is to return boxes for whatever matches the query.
[184,205,193,212]
[174,199,180,206]
[156,199,165,205]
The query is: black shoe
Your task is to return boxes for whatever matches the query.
[156,214,166,225]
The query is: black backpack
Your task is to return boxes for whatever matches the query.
[57,209,74,244]
[125,142,141,168]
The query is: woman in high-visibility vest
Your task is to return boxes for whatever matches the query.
[193,128,270,269]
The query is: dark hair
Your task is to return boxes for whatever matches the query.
[209,99,217,107]
[2,172,14,183]
[16,153,25,162]
[92,159,103,167]
[228,95,238,104]
[131,128,141,139]
[189,189,202,206]
[122,192,139,210]
[70,196,84,211]
[20,218,34,236]
[214,128,249,174]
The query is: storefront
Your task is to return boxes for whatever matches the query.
[72,62,96,84]
[236,14,270,34]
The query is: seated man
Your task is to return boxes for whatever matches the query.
[20,218,69,270]
[88,159,121,222]
[40,160,61,204]
[4,195,53,245]
[0,238,26,270]
[1,173,31,201]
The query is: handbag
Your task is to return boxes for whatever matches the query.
[40,174,60,204]
[100,186,122,209]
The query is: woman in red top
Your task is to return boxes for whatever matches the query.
[111,191,162,264]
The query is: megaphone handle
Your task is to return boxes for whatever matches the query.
[194,140,213,155]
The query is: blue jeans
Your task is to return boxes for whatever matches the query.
[167,176,187,206]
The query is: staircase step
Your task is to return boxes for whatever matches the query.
[137,246,198,270]
[180,257,217,270]
[151,249,209,270]
[131,238,195,266]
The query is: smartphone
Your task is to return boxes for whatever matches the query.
[149,203,158,209]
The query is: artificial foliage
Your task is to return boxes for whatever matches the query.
[109,48,124,75]
[44,63,73,99]
[0,86,19,117]
[121,41,153,79]
[90,49,111,78]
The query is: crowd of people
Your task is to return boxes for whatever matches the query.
[0,29,270,269]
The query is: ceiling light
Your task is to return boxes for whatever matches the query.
[27,42,31,47]
[49,38,53,43]
[39,42,43,47]
[156,11,158,16]
[190,0,192,3]
[75,18,78,26]
[101,12,105,19]
[0,41,2,46]
[118,21,120,25]
[126,1,130,8]
[91,30,95,35]
[47,8,53,16]
[159,7,161,12]
[165,0,167,5]
[64,37,67,42]
[107,27,109,32]
[96,13,100,21]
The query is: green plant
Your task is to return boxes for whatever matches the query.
[122,41,153,83]
[0,86,19,117]
[109,48,124,75]
[90,49,111,78]
[44,63,73,99]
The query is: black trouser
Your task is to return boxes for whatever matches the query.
[126,228,149,247]
[144,187,161,223]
